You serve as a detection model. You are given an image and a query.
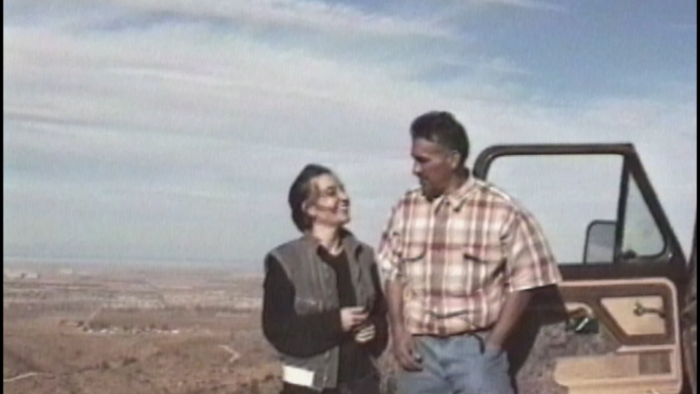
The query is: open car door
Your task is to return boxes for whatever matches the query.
[473,144,695,394]
[682,223,696,394]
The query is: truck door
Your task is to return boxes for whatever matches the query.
[682,222,696,394]
[473,144,692,394]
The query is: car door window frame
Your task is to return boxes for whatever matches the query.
[473,143,688,293]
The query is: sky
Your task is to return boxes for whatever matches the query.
[3,0,697,271]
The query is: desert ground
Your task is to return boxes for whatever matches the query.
[2,262,397,394]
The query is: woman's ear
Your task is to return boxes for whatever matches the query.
[302,200,315,223]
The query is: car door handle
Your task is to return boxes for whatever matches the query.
[633,302,666,319]
[566,307,599,334]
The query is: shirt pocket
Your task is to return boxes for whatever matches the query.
[401,220,429,263]
[402,242,427,263]
[462,241,507,293]
[400,242,428,291]
[463,241,503,265]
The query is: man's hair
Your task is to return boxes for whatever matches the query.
[410,111,470,165]
[288,164,334,232]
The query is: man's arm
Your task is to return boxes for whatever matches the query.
[487,208,562,350]
[376,201,423,370]
[376,200,406,333]
[385,279,405,333]
[485,289,533,351]
[386,279,422,371]
[362,263,389,357]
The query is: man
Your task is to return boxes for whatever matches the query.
[377,111,562,394]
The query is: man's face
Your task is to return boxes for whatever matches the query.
[411,138,458,199]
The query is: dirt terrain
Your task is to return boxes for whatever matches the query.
[3,263,346,394]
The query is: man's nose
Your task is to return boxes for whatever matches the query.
[412,161,422,176]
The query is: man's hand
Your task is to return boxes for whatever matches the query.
[484,338,504,354]
[340,307,369,332]
[486,289,534,352]
[392,328,422,371]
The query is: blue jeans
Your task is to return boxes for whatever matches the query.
[396,334,514,394]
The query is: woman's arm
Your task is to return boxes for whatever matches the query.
[262,255,343,358]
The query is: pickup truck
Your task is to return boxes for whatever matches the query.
[471,143,697,394]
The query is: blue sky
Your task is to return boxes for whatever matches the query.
[3,0,697,269]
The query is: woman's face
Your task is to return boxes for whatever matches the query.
[305,173,350,229]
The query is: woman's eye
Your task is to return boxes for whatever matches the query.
[323,188,338,197]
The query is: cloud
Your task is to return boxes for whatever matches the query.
[466,0,568,12]
[3,0,696,265]
[5,0,454,39]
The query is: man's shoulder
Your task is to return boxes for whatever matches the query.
[475,179,534,222]
[470,178,533,215]
[471,178,516,203]
[391,187,425,207]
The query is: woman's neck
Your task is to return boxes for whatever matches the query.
[310,225,343,255]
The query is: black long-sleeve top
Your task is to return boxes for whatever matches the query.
[262,247,388,389]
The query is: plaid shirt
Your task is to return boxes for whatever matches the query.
[377,176,562,336]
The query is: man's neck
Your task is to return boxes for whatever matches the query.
[442,169,469,197]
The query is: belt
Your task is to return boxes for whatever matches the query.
[416,325,495,354]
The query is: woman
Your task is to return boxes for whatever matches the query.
[262,164,388,394]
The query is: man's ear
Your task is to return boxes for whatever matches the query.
[448,151,461,170]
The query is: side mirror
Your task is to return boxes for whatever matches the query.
[583,220,617,264]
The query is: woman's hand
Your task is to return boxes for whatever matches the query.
[340,307,369,332]
[353,323,376,343]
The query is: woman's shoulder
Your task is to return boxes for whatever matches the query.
[339,228,366,246]
[263,238,308,278]
[266,236,308,256]
[341,231,376,263]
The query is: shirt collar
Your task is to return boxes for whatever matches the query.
[434,173,478,212]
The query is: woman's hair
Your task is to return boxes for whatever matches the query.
[288,164,334,232]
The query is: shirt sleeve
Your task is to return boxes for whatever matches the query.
[376,201,405,283]
[261,255,344,358]
[501,207,563,293]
